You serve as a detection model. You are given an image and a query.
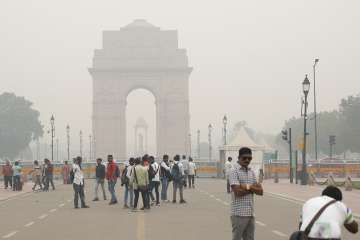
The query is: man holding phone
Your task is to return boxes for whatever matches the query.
[229,147,263,240]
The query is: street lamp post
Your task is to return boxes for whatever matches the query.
[50,115,55,161]
[197,130,200,159]
[208,124,213,161]
[89,134,92,162]
[313,59,319,163]
[301,75,310,185]
[56,138,59,162]
[66,125,70,162]
[223,115,228,145]
[79,130,83,159]
[188,133,192,157]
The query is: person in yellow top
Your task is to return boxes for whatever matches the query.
[132,157,150,211]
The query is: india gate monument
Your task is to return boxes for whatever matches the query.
[89,19,193,160]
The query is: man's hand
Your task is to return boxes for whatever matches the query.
[249,183,263,196]
[231,184,251,197]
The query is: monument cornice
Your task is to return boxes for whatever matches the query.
[88,67,193,75]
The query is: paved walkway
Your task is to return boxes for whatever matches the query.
[0,182,34,201]
[263,179,360,217]
[0,178,358,240]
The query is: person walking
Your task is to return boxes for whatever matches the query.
[172,155,186,204]
[294,185,358,239]
[122,158,134,209]
[2,160,13,189]
[12,161,22,191]
[181,155,189,188]
[187,157,197,188]
[93,158,107,201]
[61,161,71,184]
[230,147,263,240]
[132,157,150,211]
[225,157,233,193]
[160,155,171,203]
[31,160,43,191]
[72,156,89,209]
[45,159,55,191]
[41,159,47,190]
[106,155,118,205]
[149,156,160,206]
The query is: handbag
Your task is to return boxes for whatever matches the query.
[289,199,336,240]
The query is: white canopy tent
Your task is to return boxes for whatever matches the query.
[219,126,267,176]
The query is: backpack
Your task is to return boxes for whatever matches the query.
[120,167,129,185]
[115,165,120,178]
[171,163,182,183]
[148,164,158,180]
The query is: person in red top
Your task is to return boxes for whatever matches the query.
[106,155,118,205]
[2,160,13,189]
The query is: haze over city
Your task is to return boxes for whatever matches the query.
[1,0,360,155]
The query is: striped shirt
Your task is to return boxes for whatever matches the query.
[229,163,257,216]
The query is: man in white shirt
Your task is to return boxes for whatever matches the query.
[225,157,233,193]
[187,157,197,188]
[181,155,189,188]
[72,156,89,209]
[149,156,161,206]
[300,186,358,239]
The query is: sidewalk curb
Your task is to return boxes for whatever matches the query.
[266,191,360,220]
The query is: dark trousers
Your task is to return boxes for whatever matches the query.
[73,183,86,207]
[227,179,231,193]
[188,175,195,188]
[4,176,12,189]
[45,175,55,190]
[13,176,21,191]
[134,188,149,209]
[149,181,160,204]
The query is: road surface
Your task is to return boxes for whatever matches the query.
[0,179,357,239]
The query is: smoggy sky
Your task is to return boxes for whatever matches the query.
[1,0,360,157]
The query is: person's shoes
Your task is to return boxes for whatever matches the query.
[104,197,107,201]
[123,204,129,209]
[109,201,118,205]
[81,205,90,208]
[74,206,79,209]
[93,198,99,201]
[131,208,138,212]
[140,207,145,210]
[156,203,161,207]
[172,200,176,204]
[180,200,187,204]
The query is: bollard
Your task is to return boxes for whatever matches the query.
[345,175,353,191]
[274,171,279,183]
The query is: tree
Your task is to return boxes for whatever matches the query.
[0,93,43,160]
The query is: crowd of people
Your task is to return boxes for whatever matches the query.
[71,153,197,211]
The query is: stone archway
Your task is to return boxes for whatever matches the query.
[89,19,192,160]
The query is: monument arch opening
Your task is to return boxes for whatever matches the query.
[89,19,192,160]
[126,88,156,157]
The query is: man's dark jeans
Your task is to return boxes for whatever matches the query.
[4,176,12,189]
[13,176,21,191]
[188,175,195,188]
[45,174,55,190]
[73,183,86,208]
[149,181,160,204]
[134,188,149,209]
